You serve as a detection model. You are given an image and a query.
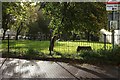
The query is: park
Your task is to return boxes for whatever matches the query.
[0,1,120,79]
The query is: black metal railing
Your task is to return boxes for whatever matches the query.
[2,33,120,55]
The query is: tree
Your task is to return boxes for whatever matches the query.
[42,2,107,41]
[13,2,38,40]
[37,11,50,34]
[27,5,50,40]
[2,2,16,40]
[2,2,38,40]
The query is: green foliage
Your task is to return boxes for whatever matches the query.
[1,47,47,59]
[24,48,39,58]
[42,2,107,35]
[28,21,40,38]
[37,13,50,34]
[2,50,19,57]
[79,46,120,64]
[2,2,38,40]
[26,48,39,55]
[28,15,50,38]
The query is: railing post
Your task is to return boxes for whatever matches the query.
[8,34,9,54]
[104,34,106,50]
[112,30,115,49]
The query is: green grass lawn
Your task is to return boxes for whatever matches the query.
[1,40,112,54]
[1,40,120,65]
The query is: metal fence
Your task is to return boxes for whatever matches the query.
[103,34,120,50]
[2,33,120,55]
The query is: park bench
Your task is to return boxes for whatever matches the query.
[77,46,92,52]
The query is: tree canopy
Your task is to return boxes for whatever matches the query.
[2,2,39,40]
[2,2,108,41]
[42,2,107,36]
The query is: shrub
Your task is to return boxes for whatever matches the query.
[2,50,20,57]
[78,46,120,64]
[61,53,71,58]
[24,48,39,58]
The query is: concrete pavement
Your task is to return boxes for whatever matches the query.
[0,58,120,79]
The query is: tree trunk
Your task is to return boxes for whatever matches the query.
[87,32,90,42]
[72,33,75,41]
[15,22,23,40]
[85,31,90,42]
[15,32,19,40]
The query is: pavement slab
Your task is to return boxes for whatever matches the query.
[0,58,119,80]
[57,62,119,79]
[0,58,75,79]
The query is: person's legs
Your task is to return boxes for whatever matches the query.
[49,44,54,55]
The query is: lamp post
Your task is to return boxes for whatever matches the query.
[6,29,10,53]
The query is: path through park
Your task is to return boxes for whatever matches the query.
[0,58,120,80]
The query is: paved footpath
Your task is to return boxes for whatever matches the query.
[0,58,120,80]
